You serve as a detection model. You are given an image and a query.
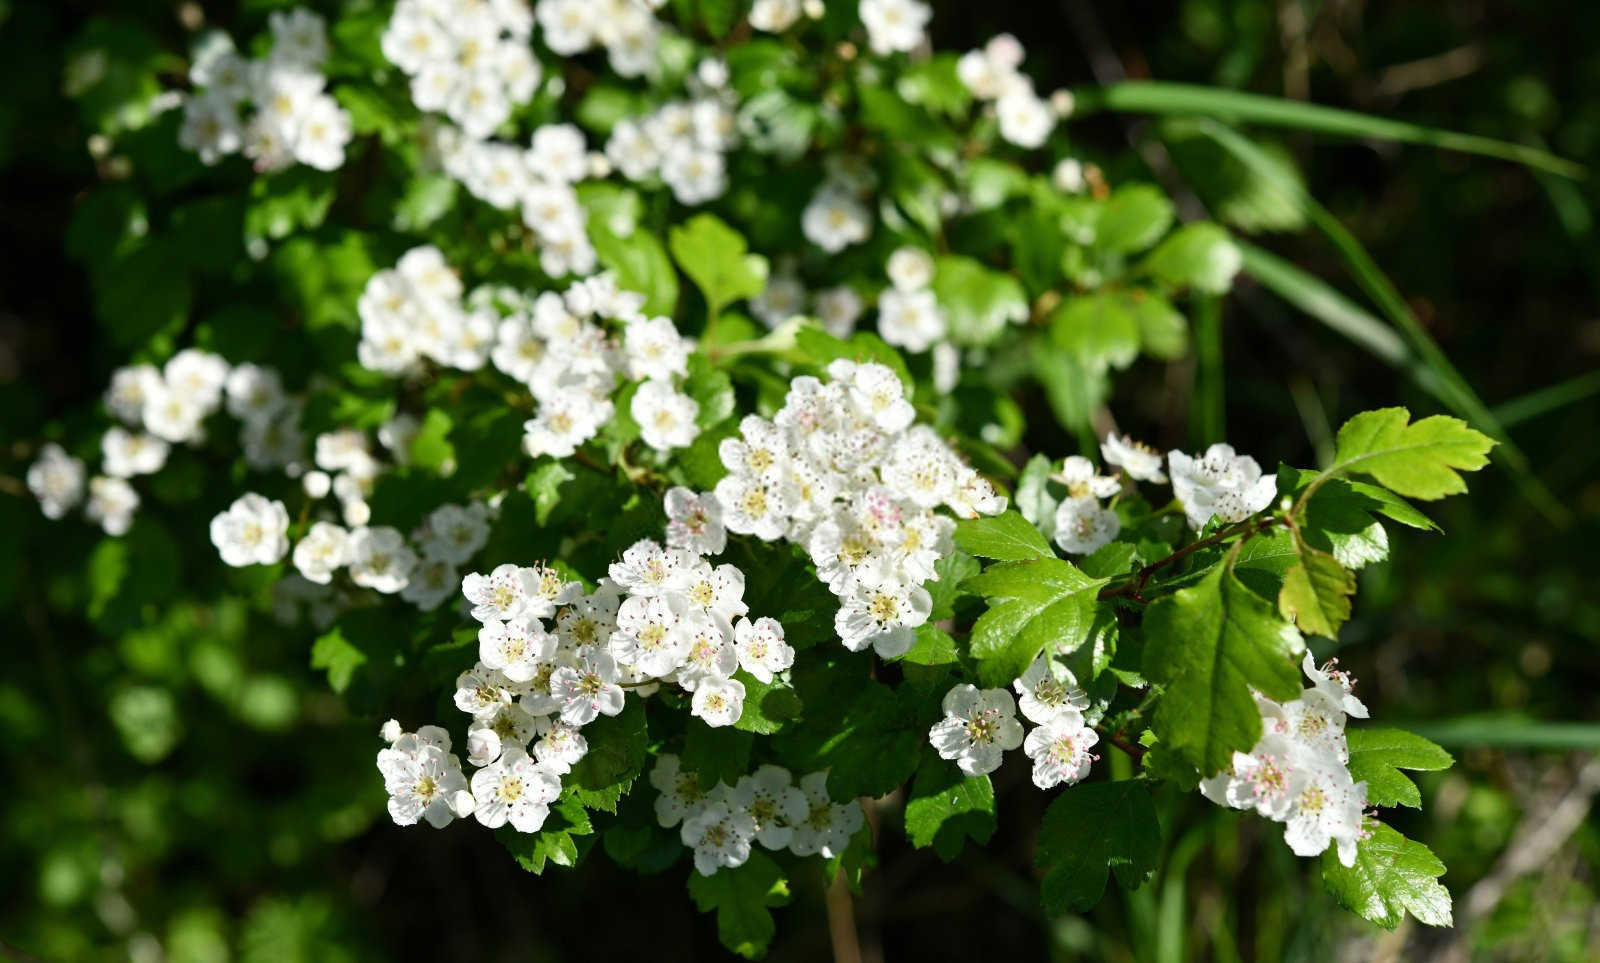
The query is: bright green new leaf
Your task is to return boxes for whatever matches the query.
[1345,728,1453,809]
[1321,822,1453,929]
[1325,408,1495,500]
[1096,183,1175,254]
[669,214,769,316]
[931,255,1029,347]
[1014,455,1060,542]
[1143,222,1242,294]
[1277,530,1355,638]
[1035,780,1161,913]
[688,851,790,960]
[1050,292,1142,372]
[952,511,1053,561]
[498,795,594,874]
[1144,566,1305,775]
[964,558,1107,687]
[592,224,679,318]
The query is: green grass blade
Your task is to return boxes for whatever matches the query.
[1193,118,1570,526]
[1403,717,1600,750]
[1078,81,1585,180]
[1490,370,1600,428]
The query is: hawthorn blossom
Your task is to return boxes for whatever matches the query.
[1023,710,1099,788]
[210,493,291,566]
[549,647,626,725]
[27,443,85,520]
[664,487,727,556]
[1168,444,1278,529]
[1101,432,1166,483]
[930,684,1024,777]
[470,748,562,832]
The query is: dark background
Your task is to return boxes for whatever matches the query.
[3,1,1598,960]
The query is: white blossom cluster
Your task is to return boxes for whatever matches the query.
[605,90,739,207]
[27,349,304,536]
[929,654,1100,787]
[381,0,542,139]
[651,756,865,875]
[178,9,352,172]
[858,0,932,55]
[1200,654,1372,866]
[955,33,1068,149]
[432,121,601,277]
[535,0,666,80]
[877,247,945,354]
[710,360,1005,656]
[1021,433,1279,558]
[378,487,805,840]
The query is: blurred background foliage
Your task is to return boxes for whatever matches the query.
[2,0,1598,960]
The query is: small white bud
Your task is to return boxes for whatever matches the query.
[380,719,402,743]
[1050,89,1076,118]
[343,498,371,527]
[303,470,332,499]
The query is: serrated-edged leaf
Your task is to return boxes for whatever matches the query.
[682,720,754,789]
[1143,221,1242,294]
[731,673,802,735]
[902,624,960,666]
[1035,780,1161,913]
[1346,728,1453,809]
[1015,455,1060,540]
[669,213,768,316]
[497,794,595,874]
[905,746,996,861]
[1321,822,1452,929]
[1327,408,1494,500]
[953,510,1053,561]
[1278,531,1355,638]
[1050,292,1142,373]
[1126,290,1189,360]
[566,698,647,811]
[932,254,1029,347]
[966,558,1107,687]
[1144,566,1305,775]
[688,851,791,959]
[926,550,980,622]
[1095,183,1175,254]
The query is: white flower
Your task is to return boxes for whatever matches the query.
[789,772,864,858]
[470,748,562,832]
[403,552,463,611]
[815,285,864,337]
[623,316,692,382]
[682,561,748,622]
[833,360,915,434]
[691,675,746,728]
[210,493,290,566]
[664,487,727,556]
[682,799,758,875]
[530,123,589,184]
[522,391,612,459]
[610,539,695,598]
[141,384,207,444]
[1052,497,1120,555]
[661,144,727,205]
[479,617,557,683]
[1101,433,1166,483]
[292,521,351,585]
[1013,655,1089,724]
[290,94,352,172]
[749,0,803,32]
[802,186,872,253]
[876,288,946,353]
[1302,653,1369,720]
[1023,709,1099,788]
[734,616,794,684]
[347,526,418,593]
[1282,760,1366,867]
[549,646,626,726]
[28,443,86,519]
[834,574,932,659]
[462,563,536,621]
[632,380,701,452]
[859,0,930,55]
[997,88,1054,148]
[467,704,539,767]
[453,662,523,720]
[531,716,589,774]
[609,593,689,678]
[734,766,806,850]
[422,503,490,565]
[750,274,807,329]
[1168,444,1277,529]
[677,613,739,689]
[1199,733,1305,820]
[929,684,1025,777]
[886,247,935,292]
[85,476,140,535]
[268,8,329,67]
[1053,455,1121,499]
[1053,158,1086,194]
[178,93,243,164]
[105,365,163,425]
[378,740,474,828]
[650,754,710,828]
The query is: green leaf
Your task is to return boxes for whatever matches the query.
[682,720,754,789]
[965,558,1107,687]
[1049,292,1142,373]
[925,550,980,622]
[931,255,1028,347]
[525,460,578,526]
[731,673,803,735]
[688,851,791,959]
[1345,728,1453,809]
[1127,290,1189,360]
[1323,408,1495,501]
[407,409,455,473]
[310,626,368,694]
[566,699,647,811]
[791,324,914,396]
[591,224,678,318]
[1277,530,1355,638]
[952,511,1053,561]
[1161,120,1307,234]
[1143,222,1241,294]
[1321,822,1453,929]
[1014,455,1060,542]
[1035,780,1161,913]
[1144,567,1304,775]
[1095,184,1175,254]
[904,746,996,861]
[1086,80,1583,179]
[669,214,769,316]
[497,795,595,874]
[901,624,960,667]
